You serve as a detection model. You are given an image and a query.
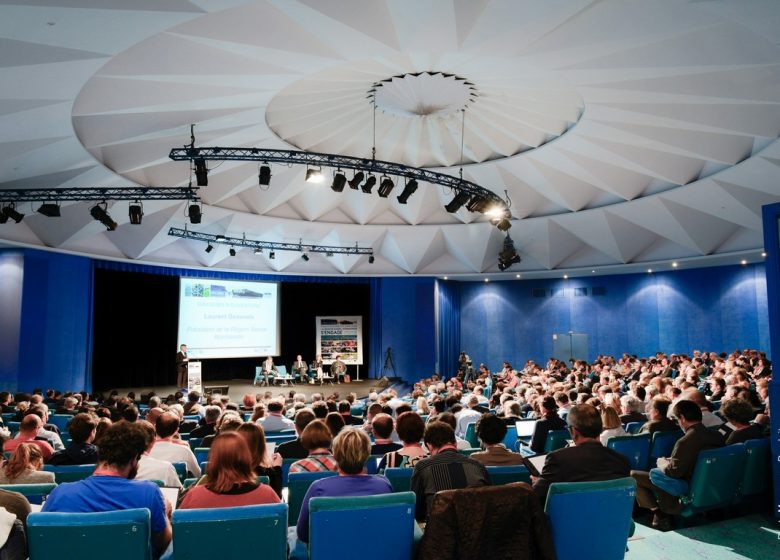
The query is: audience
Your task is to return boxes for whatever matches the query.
[471,413,524,466]
[0,443,55,484]
[236,422,283,498]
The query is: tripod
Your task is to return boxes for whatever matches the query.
[381,347,396,378]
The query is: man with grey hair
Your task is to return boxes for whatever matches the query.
[189,405,221,439]
[619,395,647,425]
[455,395,483,438]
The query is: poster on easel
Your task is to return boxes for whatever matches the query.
[315,316,363,365]
[187,361,202,394]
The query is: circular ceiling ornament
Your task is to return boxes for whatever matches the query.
[369,72,477,118]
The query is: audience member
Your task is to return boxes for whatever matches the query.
[599,406,627,445]
[278,409,316,459]
[379,411,428,469]
[259,399,295,432]
[639,397,678,435]
[149,412,201,477]
[288,420,338,474]
[471,413,524,466]
[0,443,55,484]
[529,396,567,454]
[236,422,283,498]
[135,421,181,488]
[370,413,402,456]
[3,415,54,461]
[325,412,346,438]
[720,398,765,444]
[188,405,220,439]
[48,413,98,466]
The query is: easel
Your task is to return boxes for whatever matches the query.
[381,347,396,378]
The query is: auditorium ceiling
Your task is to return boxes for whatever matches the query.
[1,0,779,278]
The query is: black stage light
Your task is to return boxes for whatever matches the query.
[348,171,364,190]
[368,254,375,264]
[498,234,521,271]
[301,253,310,262]
[269,251,275,259]
[2,204,25,223]
[331,172,347,192]
[466,196,489,213]
[378,177,395,198]
[194,158,208,186]
[361,175,377,194]
[128,202,143,225]
[491,217,512,232]
[258,165,271,186]
[205,243,214,253]
[396,179,418,204]
[0,210,7,224]
[325,251,334,257]
[37,203,60,218]
[254,248,263,255]
[89,203,117,231]
[229,247,236,257]
[188,203,202,224]
[444,191,471,213]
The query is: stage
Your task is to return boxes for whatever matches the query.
[104,378,382,402]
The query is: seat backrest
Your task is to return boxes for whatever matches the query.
[287,471,338,525]
[27,508,152,560]
[187,437,203,450]
[464,422,479,448]
[544,430,570,453]
[42,464,96,483]
[172,503,287,560]
[606,434,651,470]
[281,457,297,486]
[624,421,645,434]
[544,478,636,560]
[366,454,383,475]
[384,467,413,492]
[683,444,746,511]
[458,448,481,456]
[48,414,74,432]
[308,492,415,560]
[277,365,288,376]
[501,425,518,451]
[739,438,771,498]
[0,483,57,505]
[193,447,210,465]
[171,462,187,482]
[649,430,684,465]
[485,465,531,486]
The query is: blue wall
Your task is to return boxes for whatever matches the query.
[459,264,769,368]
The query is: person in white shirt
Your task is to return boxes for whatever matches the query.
[149,412,200,478]
[454,396,483,439]
[599,406,627,446]
[258,400,295,432]
[135,421,182,488]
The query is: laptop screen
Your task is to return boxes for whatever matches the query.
[515,420,537,438]
[522,454,547,476]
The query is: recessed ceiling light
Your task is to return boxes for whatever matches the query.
[647,268,652,273]
[563,275,568,279]
[672,262,678,268]
[741,259,747,265]
[761,252,767,258]
[443,276,448,280]
[484,278,489,282]
[591,270,595,273]
[516,274,520,278]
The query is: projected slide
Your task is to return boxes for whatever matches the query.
[177,278,279,359]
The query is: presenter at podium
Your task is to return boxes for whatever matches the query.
[176,344,188,388]
[331,355,347,384]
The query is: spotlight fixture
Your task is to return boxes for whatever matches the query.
[128,201,143,225]
[254,248,263,255]
[361,175,377,194]
[205,243,214,253]
[229,247,236,257]
[396,179,418,204]
[368,254,375,264]
[378,176,395,198]
[497,233,521,271]
[269,251,275,260]
[445,191,471,213]
[37,202,61,218]
[194,158,208,186]
[0,210,6,224]
[466,196,489,213]
[89,202,117,231]
[325,251,334,257]
[348,171,364,190]
[492,217,512,232]
[331,171,347,193]
[305,167,324,183]
[188,203,202,224]
[301,253,310,262]
[1,203,25,223]
[258,164,271,186]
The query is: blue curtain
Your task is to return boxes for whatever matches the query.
[369,278,383,378]
[436,279,461,378]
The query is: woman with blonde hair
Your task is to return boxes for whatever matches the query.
[236,422,283,497]
[296,427,392,543]
[415,397,430,415]
[599,405,627,445]
[0,443,55,484]
[179,432,280,509]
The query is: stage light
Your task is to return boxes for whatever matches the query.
[89,203,117,231]
[205,243,214,253]
[497,233,521,272]
[492,217,512,232]
[301,253,310,262]
[128,202,143,225]
[466,196,489,213]
[485,206,505,218]
[331,171,347,192]
[348,171,364,190]
[258,165,271,186]
[444,191,470,213]
[396,179,418,204]
[254,248,263,255]
[368,254,375,264]
[215,234,226,240]
[188,203,202,224]
[378,176,394,198]
[361,175,377,194]
[194,158,208,186]
[1,204,24,223]
[269,251,275,259]
[229,247,236,257]
[325,251,334,257]
[0,210,6,224]
[37,203,60,218]
[306,167,324,183]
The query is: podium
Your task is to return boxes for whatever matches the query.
[187,361,202,394]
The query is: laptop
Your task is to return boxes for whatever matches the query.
[521,454,547,477]
[515,419,537,438]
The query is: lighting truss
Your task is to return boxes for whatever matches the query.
[168,147,508,213]
[0,187,199,203]
[168,227,374,256]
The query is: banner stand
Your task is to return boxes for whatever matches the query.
[187,361,202,395]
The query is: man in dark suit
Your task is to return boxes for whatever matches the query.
[175,344,188,388]
[292,354,308,383]
[277,409,316,459]
[529,396,568,454]
[638,396,678,436]
[532,404,631,501]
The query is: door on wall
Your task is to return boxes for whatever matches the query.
[552,333,589,364]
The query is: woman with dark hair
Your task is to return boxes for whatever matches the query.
[179,432,280,509]
[379,412,428,469]
[236,422,283,498]
[0,443,55,484]
[289,420,338,474]
[325,412,346,438]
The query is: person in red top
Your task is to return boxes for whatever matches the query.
[179,432,280,509]
[4,415,54,461]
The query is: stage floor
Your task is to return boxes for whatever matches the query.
[105,378,381,402]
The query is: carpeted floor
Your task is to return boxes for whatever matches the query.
[626,514,780,559]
